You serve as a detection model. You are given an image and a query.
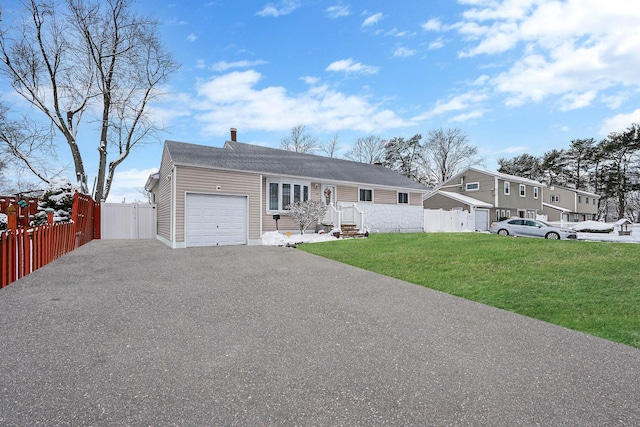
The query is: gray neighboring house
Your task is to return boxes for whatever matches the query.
[423,167,546,231]
[145,129,428,248]
[541,185,600,222]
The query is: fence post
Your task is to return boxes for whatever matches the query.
[7,204,17,231]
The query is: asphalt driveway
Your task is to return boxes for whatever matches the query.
[1,240,638,426]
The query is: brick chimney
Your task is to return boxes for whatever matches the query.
[230,128,237,142]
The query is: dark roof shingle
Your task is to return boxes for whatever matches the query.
[165,140,428,191]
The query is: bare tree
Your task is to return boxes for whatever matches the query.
[0,0,179,201]
[280,124,319,153]
[344,135,386,164]
[286,200,328,234]
[424,127,483,183]
[320,133,340,158]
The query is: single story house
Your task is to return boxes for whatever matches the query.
[145,129,428,248]
[540,185,600,222]
[423,167,546,231]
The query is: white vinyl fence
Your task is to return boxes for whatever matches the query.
[101,203,156,239]
[424,209,475,232]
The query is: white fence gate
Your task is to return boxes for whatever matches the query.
[424,209,475,232]
[101,203,157,239]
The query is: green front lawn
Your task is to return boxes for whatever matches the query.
[298,233,640,348]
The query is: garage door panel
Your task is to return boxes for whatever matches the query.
[186,194,247,247]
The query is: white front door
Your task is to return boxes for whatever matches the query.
[322,185,336,206]
[185,193,247,247]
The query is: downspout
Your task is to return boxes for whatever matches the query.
[494,176,499,212]
[171,165,176,246]
[259,175,263,242]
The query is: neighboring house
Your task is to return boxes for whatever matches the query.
[423,167,545,231]
[145,129,428,248]
[541,186,599,222]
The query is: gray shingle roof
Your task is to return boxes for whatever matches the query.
[165,140,428,191]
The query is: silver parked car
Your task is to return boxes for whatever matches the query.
[489,218,577,240]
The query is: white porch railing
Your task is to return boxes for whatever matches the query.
[322,202,342,229]
[340,203,364,231]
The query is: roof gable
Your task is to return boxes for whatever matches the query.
[439,167,545,189]
[164,140,428,191]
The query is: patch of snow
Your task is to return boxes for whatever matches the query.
[576,224,640,243]
[572,220,614,232]
[262,230,339,246]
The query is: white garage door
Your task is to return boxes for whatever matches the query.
[475,209,489,231]
[186,194,247,247]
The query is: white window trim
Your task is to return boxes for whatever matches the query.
[465,182,480,191]
[533,187,539,199]
[266,178,311,213]
[397,191,409,204]
[504,181,510,195]
[358,187,374,202]
[519,184,526,197]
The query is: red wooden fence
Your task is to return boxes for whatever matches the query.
[0,193,100,288]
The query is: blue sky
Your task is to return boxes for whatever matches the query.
[4,0,640,202]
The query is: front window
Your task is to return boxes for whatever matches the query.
[534,187,539,199]
[504,181,510,195]
[578,195,582,203]
[466,182,479,191]
[519,184,526,197]
[267,179,310,212]
[359,188,373,202]
[398,192,409,204]
[585,197,589,204]
[269,183,279,210]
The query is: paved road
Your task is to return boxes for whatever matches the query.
[1,240,638,426]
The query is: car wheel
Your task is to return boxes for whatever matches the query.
[546,232,560,240]
[498,229,509,236]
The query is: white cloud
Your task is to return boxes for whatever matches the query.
[186,34,197,42]
[559,90,597,111]
[362,12,383,27]
[211,60,268,72]
[190,70,414,135]
[257,0,299,17]
[422,18,443,31]
[325,5,350,18]
[428,38,445,50]
[451,0,640,108]
[413,91,489,121]
[106,168,158,203]
[393,47,416,58]
[325,58,379,75]
[598,109,640,136]
[450,109,486,122]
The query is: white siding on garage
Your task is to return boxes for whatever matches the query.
[185,193,247,247]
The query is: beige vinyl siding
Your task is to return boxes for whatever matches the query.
[156,147,173,241]
[410,192,423,207]
[174,167,261,243]
[375,189,397,205]
[423,193,471,211]
[337,185,358,203]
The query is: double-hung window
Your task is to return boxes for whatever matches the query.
[519,184,526,197]
[533,187,539,199]
[398,192,409,204]
[359,188,373,202]
[504,181,510,195]
[268,179,310,212]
